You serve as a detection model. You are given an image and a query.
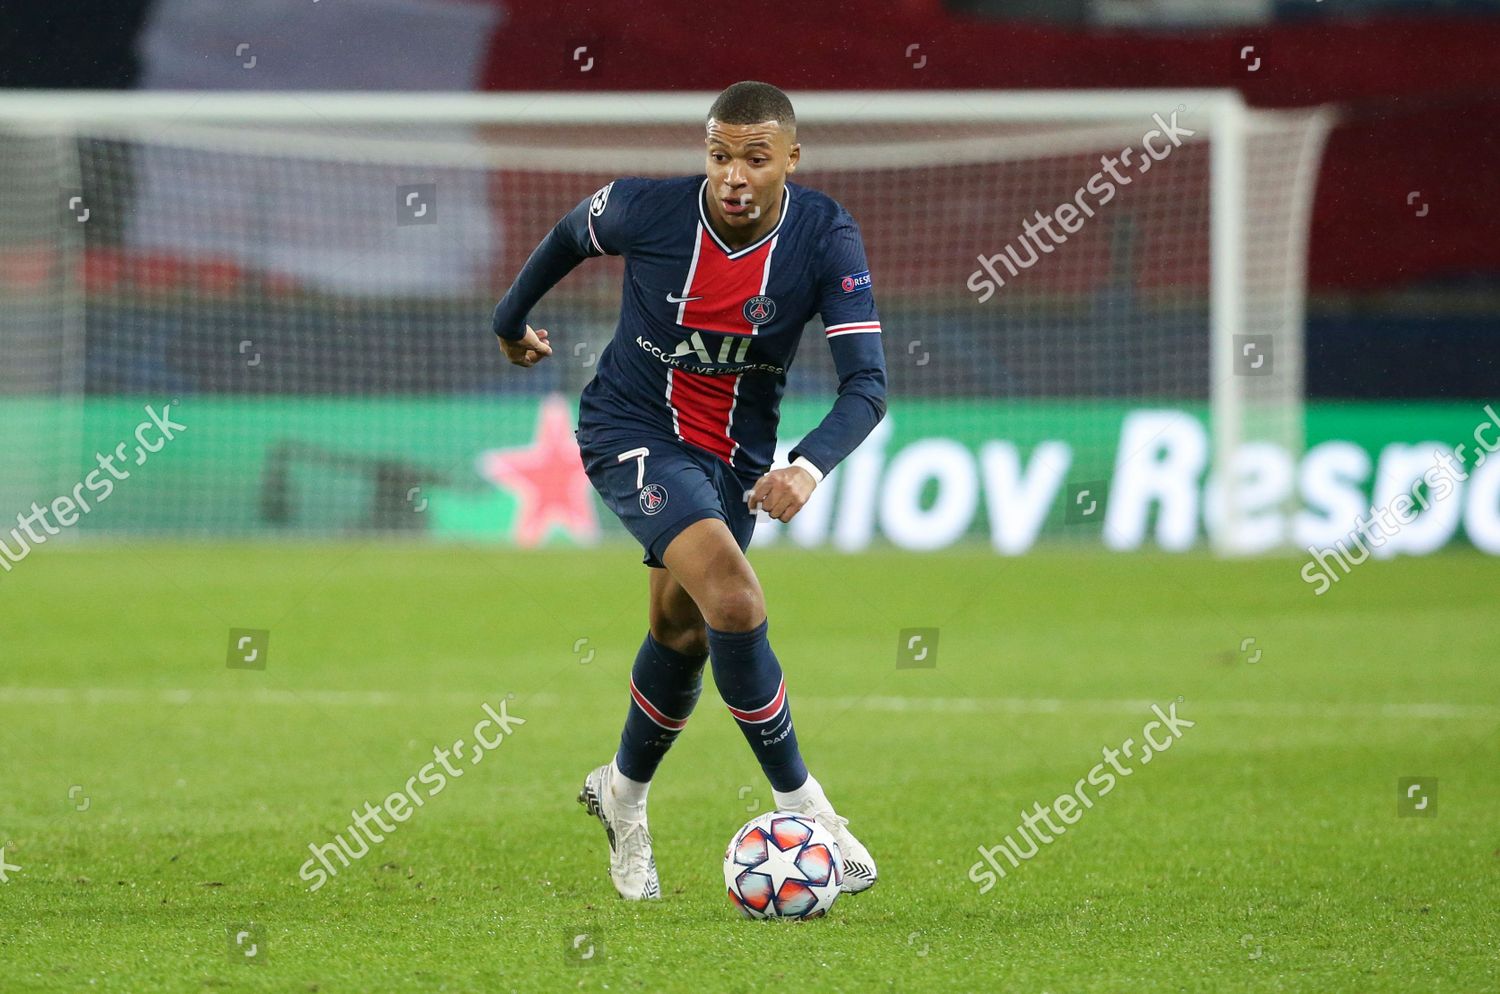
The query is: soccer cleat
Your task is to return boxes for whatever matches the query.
[577,763,661,900]
[780,798,878,894]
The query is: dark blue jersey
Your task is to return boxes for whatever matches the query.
[493,175,887,480]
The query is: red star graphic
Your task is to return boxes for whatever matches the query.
[476,394,599,547]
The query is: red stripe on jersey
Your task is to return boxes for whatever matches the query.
[678,226,776,336]
[668,368,739,464]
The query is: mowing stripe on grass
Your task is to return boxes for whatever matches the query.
[0,685,1495,721]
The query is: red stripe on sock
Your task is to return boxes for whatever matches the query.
[726,678,786,724]
[630,678,689,731]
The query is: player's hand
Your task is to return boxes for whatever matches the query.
[498,324,553,367]
[748,466,817,523]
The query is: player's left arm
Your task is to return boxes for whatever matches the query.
[750,210,888,522]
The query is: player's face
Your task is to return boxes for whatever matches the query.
[704,119,800,236]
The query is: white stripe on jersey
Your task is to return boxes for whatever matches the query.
[750,234,780,337]
[676,223,704,326]
[586,212,605,255]
[725,374,742,465]
[825,321,882,338]
[665,366,681,439]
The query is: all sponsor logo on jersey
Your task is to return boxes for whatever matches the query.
[634,333,783,374]
[742,295,776,325]
[639,483,669,516]
[840,270,872,293]
[654,330,752,365]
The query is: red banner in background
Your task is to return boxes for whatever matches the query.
[476,3,1500,290]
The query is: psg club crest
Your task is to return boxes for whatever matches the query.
[742,295,776,326]
[639,483,669,516]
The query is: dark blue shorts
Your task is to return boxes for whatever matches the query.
[576,422,760,568]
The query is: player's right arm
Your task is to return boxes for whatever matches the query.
[491,180,637,367]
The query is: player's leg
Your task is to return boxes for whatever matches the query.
[661,514,878,893]
[659,518,803,783]
[573,431,723,900]
[607,569,709,809]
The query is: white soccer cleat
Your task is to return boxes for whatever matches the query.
[577,763,661,900]
[781,798,878,894]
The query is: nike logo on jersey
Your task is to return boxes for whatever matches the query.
[665,292,703,304]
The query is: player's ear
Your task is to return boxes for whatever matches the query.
[787,142,800,173]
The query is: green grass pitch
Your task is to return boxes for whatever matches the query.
[0,544,1496,992]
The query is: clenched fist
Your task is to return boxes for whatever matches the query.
[498,324,553,367]
[747,465,817,523]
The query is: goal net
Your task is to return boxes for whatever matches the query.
[0,91,1331,555]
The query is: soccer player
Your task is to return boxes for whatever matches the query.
[491,81,886,901]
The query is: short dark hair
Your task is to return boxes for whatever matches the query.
[707,81,796,135]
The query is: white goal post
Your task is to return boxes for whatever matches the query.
[0,90,1333,554]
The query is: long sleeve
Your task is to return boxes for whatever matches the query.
[490,194,596,341]
[787,211,888,477]
[788,332,887,477]
[492,180,637,341]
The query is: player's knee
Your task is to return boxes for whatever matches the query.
[704,583,765,633]
[651,615,709,658]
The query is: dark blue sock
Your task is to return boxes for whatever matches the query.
[614,632,707,782]
[707,618,809,792]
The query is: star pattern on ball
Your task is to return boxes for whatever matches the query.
[726,813,841,919]
[752,830,813,895]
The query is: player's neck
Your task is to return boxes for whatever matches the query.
[704,184,783,251]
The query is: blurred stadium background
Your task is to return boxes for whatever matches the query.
[0,0,1496,556]
[1,2,1497,991]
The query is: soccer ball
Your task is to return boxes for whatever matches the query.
[723,810,843,919]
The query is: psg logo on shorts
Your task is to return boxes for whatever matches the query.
[742,295,776,326]
[639,483,669,516]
